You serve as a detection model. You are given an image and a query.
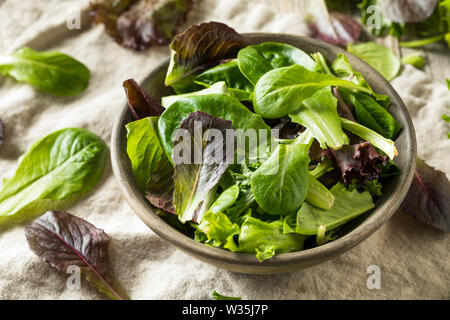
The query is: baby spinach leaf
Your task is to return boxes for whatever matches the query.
[401,158,450,232]
[401,53,426,68]
[341,118,398,159]
[347,42,401,81]
[173,111,235,223]
[339,88,402,139]
[90,0,193,51]
[228,217,305,262]
[0,47,90,96]
[212,291,242,300]
[158,94,272,161]
[253,64,372,119]
[250,140,311,216]
[161,82,230,108]
[195,60,254,101]
[125,117,174,213]
[25,211,129,300]
[123,79,165,120]
[237,42,316,86]
[290,88,349,149]
[165,22,248,93]
[296,182,374,235]
[0,128,107,227]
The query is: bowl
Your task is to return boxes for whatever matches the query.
[111,33,417,274]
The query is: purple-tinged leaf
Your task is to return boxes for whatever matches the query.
[90,0,194,51]
[325,141,388,185]
[123,79,165,120]
[173,111,235,223]
[25,211,129,300]
[272,118,304,140]
[401,158,450,232]
[306,0,362,46]
[165,22,248,92]
[332,87,356,121]
[378,0,439,23]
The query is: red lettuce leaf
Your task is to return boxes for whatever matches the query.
[173,111,235,223]
[325,141,388,185]
[123,79,165,120]
[25,211,129,300]
[401,158,450,232]
[332,87,356,121]
[90,0,194,51]
[307,1,362,46]
[165,22,248,91]
[378,0,439,23]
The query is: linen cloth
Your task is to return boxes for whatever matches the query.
[0,0,449,299]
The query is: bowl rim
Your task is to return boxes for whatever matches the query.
[111,33,417,271]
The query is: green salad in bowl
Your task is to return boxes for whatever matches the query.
[122,22,402,263]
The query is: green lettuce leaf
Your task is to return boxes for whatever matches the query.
[347,42,401,81]
[290,88,349,149]
[228,216,305,262]
[161,82,230,108]
[296,182,375,235]
[253,64,373,119]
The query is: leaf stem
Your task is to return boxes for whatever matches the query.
[400,34,446,48]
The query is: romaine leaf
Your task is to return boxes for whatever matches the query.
[0,128,107,227]
[161,82,230,108]
[296,182,374,235]
[125,117,174,213]
[173,111,235,223]
[0,47,90,96]
[339,88,402,139]
[229,216,305,262]
[250,140,311,216]
[253,64,372,119]
[401,158,450,232]
[90,0,194,51]
[158,94,272,161]
[237,42,316,86]
[306,0,362,46]
[165,22,248,92]
[123,79,165,120]
[341,117,398,159]
[25,211,129,300]
[347,42,401,81]
[195,60,254,101]
[290,88,349,149]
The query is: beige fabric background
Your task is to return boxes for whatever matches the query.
[0,0,449,300]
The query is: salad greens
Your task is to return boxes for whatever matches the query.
[401,53,426,68]
[0,128,107,227]
[124,22,402,262]
[0,47,90,96]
